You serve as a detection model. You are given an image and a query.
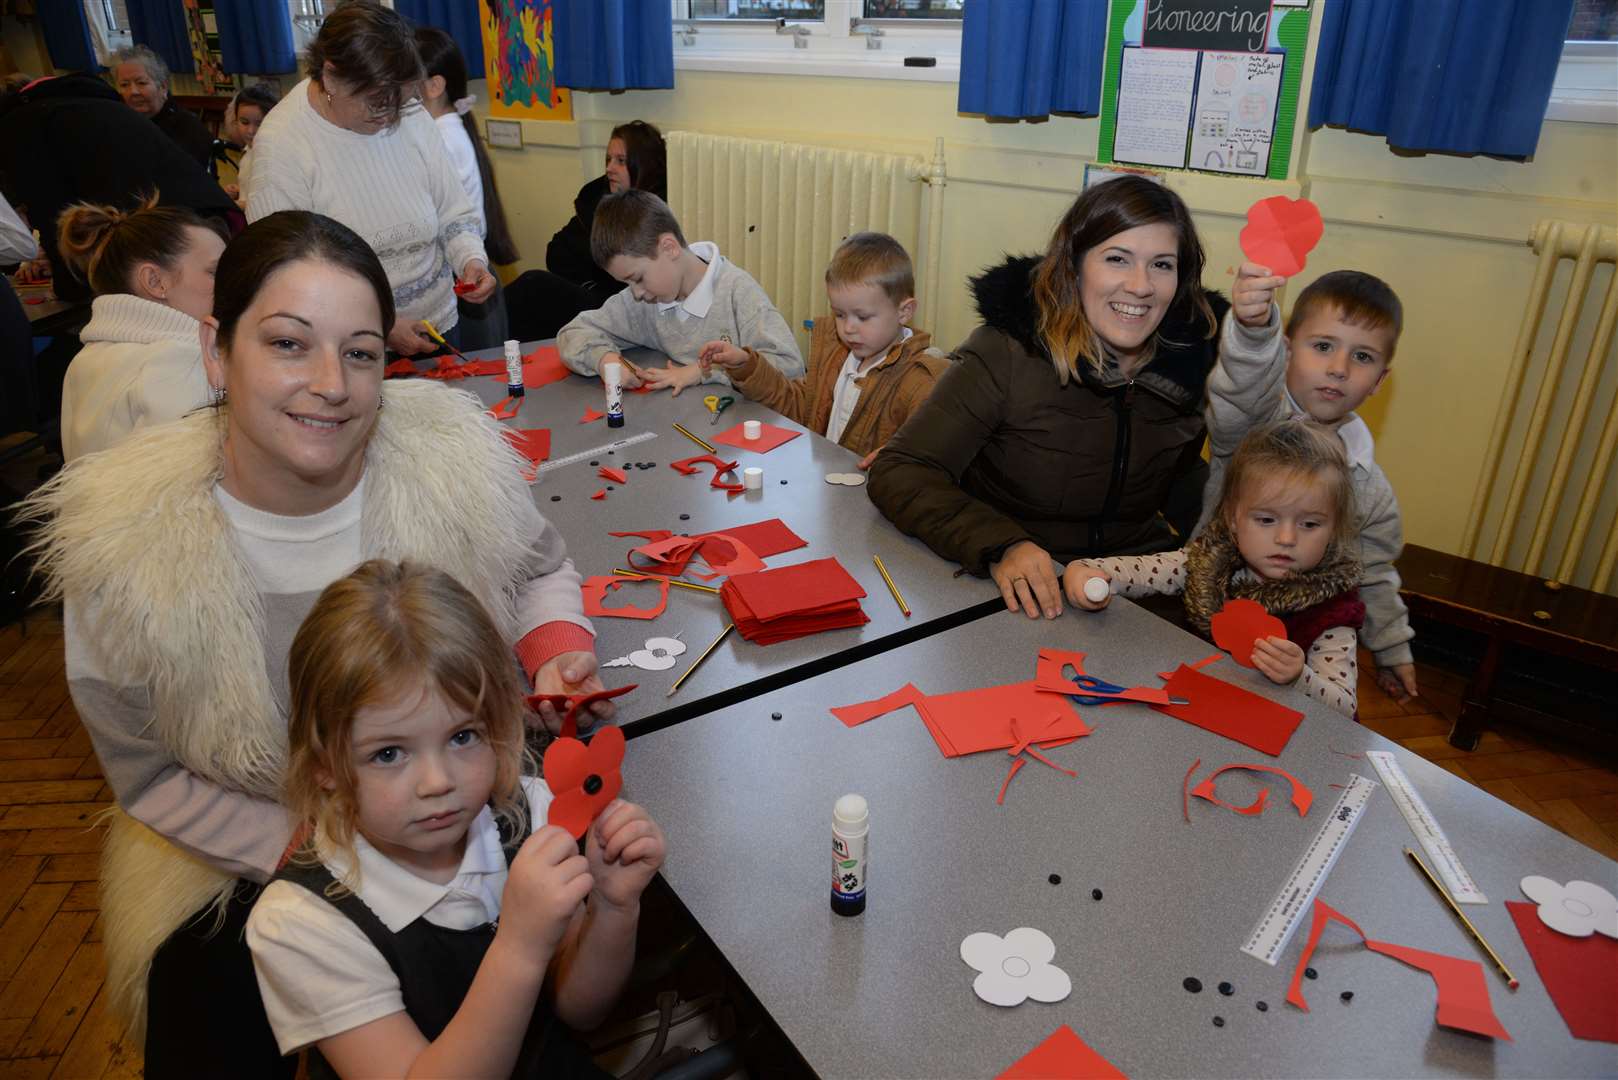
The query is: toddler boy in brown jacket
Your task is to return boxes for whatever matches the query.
[701,232,945,462]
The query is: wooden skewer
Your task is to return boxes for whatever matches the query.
[1404,848,1518,989]
[613,568,720,595]
[667,623,733,697]
[672,422,717,454]
[872,554,910,617]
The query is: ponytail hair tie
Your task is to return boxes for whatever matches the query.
[453,94,476,115]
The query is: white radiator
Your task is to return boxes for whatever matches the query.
[666,131,945,353]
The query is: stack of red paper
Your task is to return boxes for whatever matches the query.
[720,557,869,644]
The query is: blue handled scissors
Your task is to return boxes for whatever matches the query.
[1061,666,1188,707]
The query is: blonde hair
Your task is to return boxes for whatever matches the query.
[1217,419,1357,550]
[56,191,220,297]
[1031,175,1215,384]
[285,560,533,873]
[825,231,915,305]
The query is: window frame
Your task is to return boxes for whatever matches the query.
[1548,40,1618,124]
[83,0,133,62]
[672,0,963,83]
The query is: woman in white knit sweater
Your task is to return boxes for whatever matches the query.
[247,1,496,356]
[56,194,226,461]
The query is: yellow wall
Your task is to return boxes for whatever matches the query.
[479,68,1617,574]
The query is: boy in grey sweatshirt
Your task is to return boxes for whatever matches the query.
[556,189,803,394]
[1198,265,1418,702]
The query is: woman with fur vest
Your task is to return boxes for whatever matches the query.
[19,211,609,1076]
[868,176,1228,620]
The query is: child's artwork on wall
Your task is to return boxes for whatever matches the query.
[1097,0,1312,181]
[480,0,573,122]
[183,0,228,95]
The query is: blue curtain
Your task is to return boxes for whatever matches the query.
[214,1,298,74]
[553,0,674,92]
[1309,0,1576,158]
[126,0,195,75]
[395,0,485,76]
[38,3,98,71]
[958,0,1107,119]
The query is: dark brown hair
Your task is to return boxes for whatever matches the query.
[232,81,280,117]
[826,231,914,304]
[1286,270,1404,359]
[610,120,668,199]
[56,191,221,297]
[212,210,394,351]
[1031,175,1215,383]
[590,188,686,266]
[1218,418,1357,550]
[414,26,519,266]
[304,0,422,127]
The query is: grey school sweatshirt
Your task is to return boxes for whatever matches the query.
[556,241,804,384]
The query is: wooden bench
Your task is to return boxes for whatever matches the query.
[1396,544,1618,751]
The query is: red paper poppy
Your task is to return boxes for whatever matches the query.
[1209,597,1287,668]
[544,725,625,840]
[1239,196,1324,278]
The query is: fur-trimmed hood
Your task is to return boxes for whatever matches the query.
[968,254,1229,412]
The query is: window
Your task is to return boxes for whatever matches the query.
[96,0,129,33]
[83,0,133,61]
[1550,0,1617,122]
[672,0,962,81]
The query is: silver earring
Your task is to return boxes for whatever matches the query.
[212,386,227,406]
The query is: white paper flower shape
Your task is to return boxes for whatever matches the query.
[1521,876,1618,938]
[959,927,1072,1007]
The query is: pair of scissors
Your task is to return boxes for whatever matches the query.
[1062,667,1187,707]
[704,394,735,425]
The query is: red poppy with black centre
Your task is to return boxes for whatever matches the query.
[544,724,625,840]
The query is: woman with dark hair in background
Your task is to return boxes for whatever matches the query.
[415,26,518,350]
[506,120,667,342]
[247,0,495,355]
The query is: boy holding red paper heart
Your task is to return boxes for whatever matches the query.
[248,561,664,1079]
[1198,258,1417,704]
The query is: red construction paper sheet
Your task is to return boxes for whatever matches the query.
[726,558,866,623]
[1152,663,1303,757]
[1210,598,1287,669]
[598,465,628,484]
[1033,648,1173,705]
[1506,899,1618,1043]
[711,420,801,455]
[384,358,418,378]
[916,681,1091,758]
[998,1024,1128,1080]
[581,576,668,620]
[1239,196,1324,278]
[695,518,807,560]
[1287,899,1511,1041]
[1190,763,1312,817]
[721,581,868,644]
[581,407,605,424]
[460,359,507,377]
[504,428,550,463]
[487,344,570,390]
[830,683,926,728]
[544,724,624,838]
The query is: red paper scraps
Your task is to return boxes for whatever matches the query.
[486,396,521,421]
[997,1024,1128,1080]
[1158,653,1224,682]
[460,359,507,377]
[420,356,470,381]
[695,518,807,559]
[626,535,706,576]
[995,758,1028,806]
[1287,899,1511,1041]
[598,465,628,484]
[1210,598,1287,669]
[831,683,927,728]
[1152,663,1303,757]
[671,453,744,495]
[384,358,418,378]
[591,489,607,500]
[1182,758,1200,823]
[1033,648,1173,705]
[720,557,869,644]
[527,684,638,739]
[543,724,624,839]
[581,407,605,424]
[1240,196,1324,278]
[610,529,673,543]
[917,681,1090,758]
[581,576,668,620]
[1506,899,1618,1043]
[687,533,766,580]
[453,278,477,296]
[503,428,550,463]
[488,344,570,389]
[1190,763,1312,817]
[711,420,801,455]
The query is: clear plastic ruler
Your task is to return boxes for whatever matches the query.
[1364,749,1487,905]
[1241,773,1379,966]
[532,431,658,477]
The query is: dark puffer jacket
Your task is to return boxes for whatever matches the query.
[868,255,1227,573]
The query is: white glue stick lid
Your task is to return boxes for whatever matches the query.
[834,793,869,836]
[503,339,520,360]
[1084,576,1110,603]
[603,363,622,389]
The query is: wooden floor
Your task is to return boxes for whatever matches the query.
[0,610,1614,1078]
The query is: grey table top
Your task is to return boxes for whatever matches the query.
[407,342,1002,732]
[624,596,1618,1079]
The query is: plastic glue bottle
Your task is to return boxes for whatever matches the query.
[503,339,525,399]
[604,361,625,428]
[831,793,868,916]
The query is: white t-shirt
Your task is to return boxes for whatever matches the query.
[825,327,911,445]
[247,776,554,1054]
[433,112,485,240]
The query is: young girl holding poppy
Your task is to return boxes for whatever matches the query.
[247,560,664,1079]
[1064,420,1365,717]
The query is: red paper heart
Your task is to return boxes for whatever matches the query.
[1239,196,1323,278]
[1209,598,1287,669]
[543,725,625,839]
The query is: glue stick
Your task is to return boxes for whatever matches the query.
[604,362,625,428]
[831,793,868,917]
[503,340,525,398]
